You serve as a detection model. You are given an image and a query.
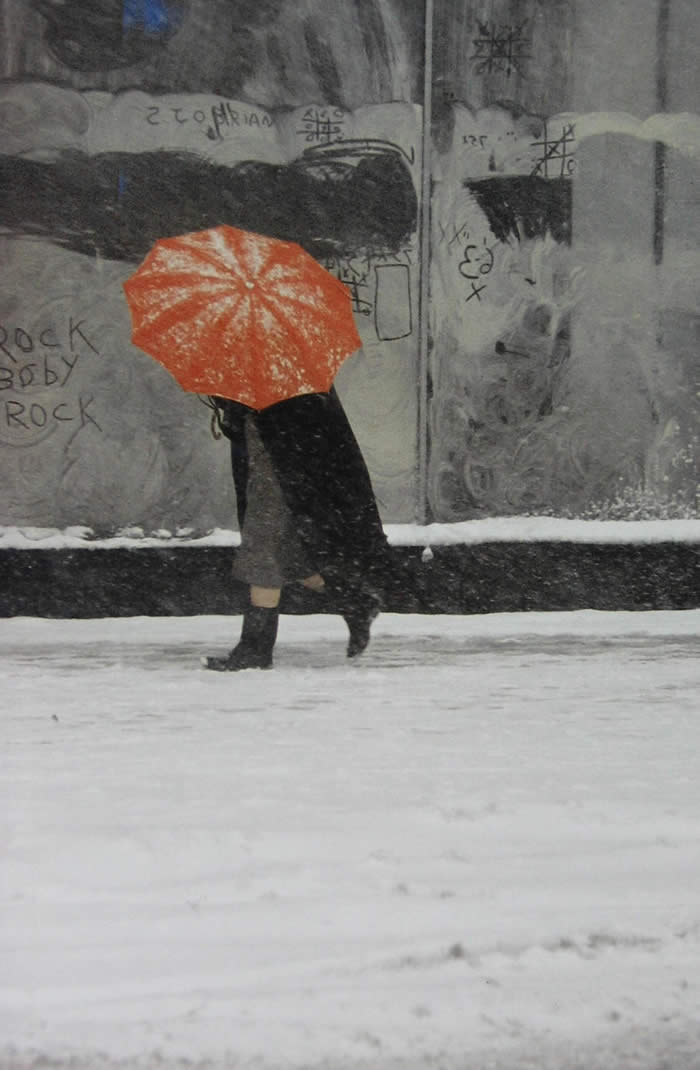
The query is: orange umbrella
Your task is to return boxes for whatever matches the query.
[122,225,362,410]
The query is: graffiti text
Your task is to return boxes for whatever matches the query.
[143,102,275,141]
[296,108,346,145]
[471,21,532,78]
[531,123,577,178]
[0,318,101,447]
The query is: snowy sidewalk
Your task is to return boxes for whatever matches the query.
[2,610,700,1069]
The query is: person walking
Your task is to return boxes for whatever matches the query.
[202,388,389,671]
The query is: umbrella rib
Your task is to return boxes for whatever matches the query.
[128,278,234,327]
[166,236,247,280]
[150,291,255,398]
[254,290,341,386]
[260,254,350,296]
[256,244,291,285]
[135,287,245,347]
[263,287,341,324]
[204,290,256,361]
[136,269,232,290]
[248,310,276,406]
[261,286,359,358]
[225,291,304,406]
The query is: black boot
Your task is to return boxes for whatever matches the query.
[322,577,381,658]
[344,589,381,657]
[203,605,279,671]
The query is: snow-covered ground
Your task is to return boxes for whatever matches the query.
[2,609,700,1070]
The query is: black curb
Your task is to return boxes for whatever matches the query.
[1,543,699,617]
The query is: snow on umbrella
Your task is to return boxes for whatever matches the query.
[122,225,362,411]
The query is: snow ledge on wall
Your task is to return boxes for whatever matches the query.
[1,517,700,550]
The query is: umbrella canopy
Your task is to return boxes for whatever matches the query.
[122,225,362,410]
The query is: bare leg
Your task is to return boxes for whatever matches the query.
[301,574,325,591]
[250,585,282,608]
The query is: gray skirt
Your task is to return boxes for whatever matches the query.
[232,415,316,588]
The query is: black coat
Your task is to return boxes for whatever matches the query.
[213,389,391,588]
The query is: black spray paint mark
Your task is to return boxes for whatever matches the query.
[470,21,532,78]
[33,0,187,71]
[0,142,417,264]
[303,18,344,110]
[356,0,392,89]
[465,176,571,246]
[265,32,295,98]
[31,0,287,98]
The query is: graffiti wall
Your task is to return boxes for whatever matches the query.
[429,0,699,520]
[0,0,422,531]
[1,0,698,532]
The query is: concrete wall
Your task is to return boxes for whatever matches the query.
[429,0,576,518]
[569,0,700,519]
[1,0,698,534]
[0,0,422,533]
[428,0,699,521]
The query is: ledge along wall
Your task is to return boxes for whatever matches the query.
[1,0,699,616]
